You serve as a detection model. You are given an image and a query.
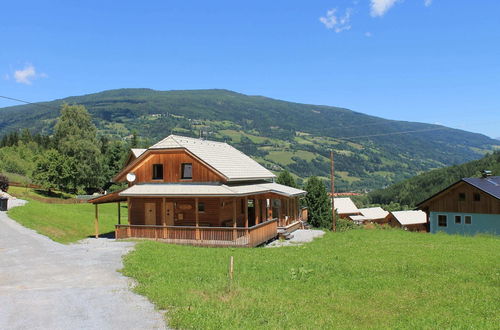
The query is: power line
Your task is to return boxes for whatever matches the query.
[0,95,59,111]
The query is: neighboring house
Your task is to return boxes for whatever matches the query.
[334,197,361,218]
[89,135,306,247]
[349,207,389,225]
[386,210,427,232]
[417,174,500,235]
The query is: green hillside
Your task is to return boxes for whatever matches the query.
[365,151,500,207]
[0,88,498,191]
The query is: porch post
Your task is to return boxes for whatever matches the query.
[195,197,200,240]
[232,198,237,240]
[117,202,121,225]
[255,197,260,225]
[94,204,99,238]
[162,197,166,239]
[244,196,248,228]
[127,198,131,237]
[287,198,291,225]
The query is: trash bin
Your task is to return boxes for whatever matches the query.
[0,197,7,211]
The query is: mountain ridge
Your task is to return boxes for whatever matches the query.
[0,88,498,191]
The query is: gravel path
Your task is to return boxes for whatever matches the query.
[0,199,166,330]
[266,229,325,247]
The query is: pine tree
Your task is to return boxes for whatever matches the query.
[276,170,297,188]
[304,176,332,228]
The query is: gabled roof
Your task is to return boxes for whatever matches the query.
[359,207,389,220]
[391,210,427,225]
[148,135,275,182]
[334,197,360,215]
[417,175,500,207]
[119,182,306,198]
[462,176,500,199]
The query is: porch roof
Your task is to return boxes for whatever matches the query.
[119,182,306,198]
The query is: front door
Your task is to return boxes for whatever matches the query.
[165,202,174,226]
[144,202,156,225]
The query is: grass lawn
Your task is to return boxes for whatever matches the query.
[122,230,499,329]
[8,187,126,244]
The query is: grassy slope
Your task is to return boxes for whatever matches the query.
[8,187,125,244]
[122,230,499,329]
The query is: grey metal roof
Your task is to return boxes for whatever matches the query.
[149,135,275,181]
[462,176,500,200]
[119,182,306,197]
[359,207,389,220]
[131,148,147,158]
[391,210,427,225]
[333,197,360,214]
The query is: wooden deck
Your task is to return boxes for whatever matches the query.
[115,219,278,247]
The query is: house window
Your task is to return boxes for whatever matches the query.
[152,164,163,180]
[465,215,472,224]
[438,215,447,227]
[454,215,461,224]
[181,163,192,179]
[473,193,481,202]
[198,202,205,213]
[458,193,466,201]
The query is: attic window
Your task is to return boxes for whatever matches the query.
[152,164,163,180]
[181,163,193,179]
[458,193,466,201]
[473,193,481,202]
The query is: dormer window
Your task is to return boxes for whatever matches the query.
[181,163,192,179]
[152,164,163,180]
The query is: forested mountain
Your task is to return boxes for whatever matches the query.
[0,88,498,191]
[365,151,500,208]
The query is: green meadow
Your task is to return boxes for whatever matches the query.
[8,187,125,244]
[122,230,499,329]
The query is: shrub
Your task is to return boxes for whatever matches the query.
[0,174,9,192]
[336,218,360,232]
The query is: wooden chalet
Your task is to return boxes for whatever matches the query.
[89,135,307,247]
[417,174,500,235]
[385,210,427,232]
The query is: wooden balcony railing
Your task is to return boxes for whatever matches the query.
[115,219,278,247]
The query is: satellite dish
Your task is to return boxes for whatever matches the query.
[126,172,136,183]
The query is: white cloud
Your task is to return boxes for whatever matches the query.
[370,0,399,17]
[13,64,46,85]
[319,8,353,33]
[365,32,373,37]
[424,0,432,7]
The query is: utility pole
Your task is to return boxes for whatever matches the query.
[330,150,336,232]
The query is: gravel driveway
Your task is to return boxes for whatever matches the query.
[0,200,166,330]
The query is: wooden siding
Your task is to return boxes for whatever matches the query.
[118,150,224,183]
[130,197,222,226]
[422,181,500,214]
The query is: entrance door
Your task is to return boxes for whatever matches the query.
[144,202,156,225]
[165,202,174,226]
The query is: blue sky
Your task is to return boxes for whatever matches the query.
[1,0,499,138]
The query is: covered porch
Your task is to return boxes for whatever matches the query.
[89,183,306,247]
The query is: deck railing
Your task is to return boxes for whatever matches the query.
[115,219,278,247]
[278,220,302,235]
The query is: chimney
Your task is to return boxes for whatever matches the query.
[481,170,492,178]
